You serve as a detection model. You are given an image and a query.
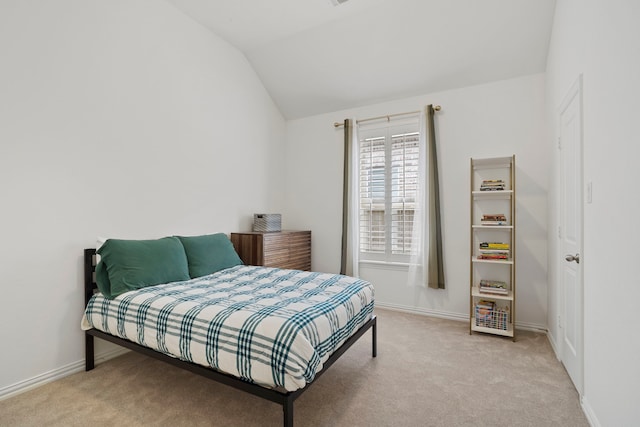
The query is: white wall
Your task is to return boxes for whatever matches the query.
[546,0,640,425]
[285,74,548,329]
[0,0,285,394]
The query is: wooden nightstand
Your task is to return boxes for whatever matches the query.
[230,230,311,271]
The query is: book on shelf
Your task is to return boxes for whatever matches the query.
[479,279,507,288]
[482,214,506,219]
[479,286,509,295]
[480,214,507,225]
[476,299,496,310]
[478,278,509,295]
[479,242,510,250]
[475,300,495,323]
[478,242,510,260]
[478,251,509,258]
[475,299,495,310]
[477,254,508,260]
[480,179,506,191]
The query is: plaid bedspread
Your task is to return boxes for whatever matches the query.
[81,265,374,391]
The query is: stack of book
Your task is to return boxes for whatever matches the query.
[475,299,495,326]
[478,242,510,260]
[480,179,505,191]
[480,214,507,225]
[479,279,508,295]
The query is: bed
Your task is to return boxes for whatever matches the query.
[81,234,376,427]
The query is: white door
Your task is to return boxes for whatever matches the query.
[559,76,583,394]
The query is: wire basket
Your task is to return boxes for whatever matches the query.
[475,305,509,330]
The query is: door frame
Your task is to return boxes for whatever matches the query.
[556,74,584,395]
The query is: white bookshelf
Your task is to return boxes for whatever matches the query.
[470,155,516,340]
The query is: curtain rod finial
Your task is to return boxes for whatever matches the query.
[434,105,441,111]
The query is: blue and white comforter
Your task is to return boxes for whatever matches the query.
[81,265,374,391]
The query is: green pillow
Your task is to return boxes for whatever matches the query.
[96,237,190,299]
[177,233,243,278]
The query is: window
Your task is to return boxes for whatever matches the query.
[358,121,420,263]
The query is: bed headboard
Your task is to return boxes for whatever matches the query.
[84,248,98,306]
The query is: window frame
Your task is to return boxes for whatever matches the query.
[357,119,421,264]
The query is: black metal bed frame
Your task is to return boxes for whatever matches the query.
[83,248,377,427]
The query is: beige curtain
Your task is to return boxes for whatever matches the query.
[340,119,351,275]
[426,105,445,288]
[340,119,358,277]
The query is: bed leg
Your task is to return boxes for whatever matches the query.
[283,397,293,427]
[85,333,95,371]
[372,316,377,358]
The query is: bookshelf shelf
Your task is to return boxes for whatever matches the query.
[471,318,514,337]
[470,156,514,168]
[471,286,514,301]
[472,225,514,230]
[472,190,513,200]
[470,155,516,341]
[471,256,514,265]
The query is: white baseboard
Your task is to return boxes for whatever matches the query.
[375,302,547,333]
[0,347,129,401]
[515,320,547,333]
[547,331,601,427]
[546,330,561,361]
[581,395,601,427]
[375,301,468,322]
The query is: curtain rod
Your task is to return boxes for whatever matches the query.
[333,105,441,128]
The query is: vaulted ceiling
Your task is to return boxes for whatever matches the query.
[168,0,557,119]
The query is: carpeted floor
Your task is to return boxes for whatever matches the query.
[0,308,588,426]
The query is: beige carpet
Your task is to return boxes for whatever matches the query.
[0,309,588,427]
